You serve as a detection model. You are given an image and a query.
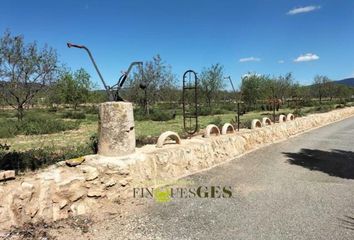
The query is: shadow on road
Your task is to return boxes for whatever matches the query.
[284,149,354,179]
[338,216,354,231]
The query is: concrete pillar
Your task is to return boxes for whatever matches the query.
[98,102,136,157]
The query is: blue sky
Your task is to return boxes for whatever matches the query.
[1,0,354,89]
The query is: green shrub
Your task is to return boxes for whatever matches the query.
[134,108,149,121]
[198,107,212,116]
[219,103,236,112]
[302,100,318,107]
[293,109,306,117]
[82,106,99,115]
[134,108,175,121]
[62,111,86,119]
[19,115,80,135]
[0,116,81,138]
[208,116,223,127]
[0,134,95,172]
[47,107,58,112]
[241,119,252,129]
[314,105,335,113]
[0,120,17,138]
[0,144,93,172]
[150,109,175,121]
[136,135,158,147]
[212,108,227,115]
[89,133,98,154]
[198,107,228,116]
[0,110,16,119]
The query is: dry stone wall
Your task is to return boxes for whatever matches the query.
[1,107,354,230]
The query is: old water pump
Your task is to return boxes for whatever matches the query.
[67,42,145,101]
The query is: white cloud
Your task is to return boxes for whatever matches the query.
[294,53,319,62]
[239,57,261,63]
[242,73,261,78]
[287,6,321,15]
[278,60,285,64]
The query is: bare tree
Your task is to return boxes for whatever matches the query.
[200,63,224,109]
[0,30,57,120]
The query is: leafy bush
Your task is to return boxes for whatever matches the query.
[293,109,306,117]
[241,119,252,129]
[335,104,345,109]
[0,116,81,138]
[212,108,227,115]
[150,109,175,121]
[314,105,335,113]
[0,121,18,138]
[89,133,98,154]
[0,134,96,172]
[208,116,223,127]
[302,100,319,107]
[47,107,58,112]
[136,135,159,147]
[134,108,149,121]
[82,106,99,115]
[198,107,227,116]
[0,144,93,172]
[198,108,212,116]
[62,111,86,119]
[19,115,80,135]
[0,111,16,118]
[219,103,236,112]
[134,108,175,121]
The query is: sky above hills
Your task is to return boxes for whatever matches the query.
[1,0,354,89]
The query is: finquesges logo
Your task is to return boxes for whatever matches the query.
[133,186,233,203]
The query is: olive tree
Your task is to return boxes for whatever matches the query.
[128,55,176,115]
[200,63,224,109]
[0,30,58,120]
[53,68,92,110]
[240,73,267,108]
[312,75,331,104]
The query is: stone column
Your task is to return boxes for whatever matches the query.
[98,102,136,157]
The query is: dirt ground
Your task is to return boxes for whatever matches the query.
[1,199,148,240]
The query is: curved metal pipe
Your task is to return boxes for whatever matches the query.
[67,42,113,100]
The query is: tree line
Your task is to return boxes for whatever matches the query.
[1,30,353,121]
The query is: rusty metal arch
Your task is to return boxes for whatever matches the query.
[182,70,199,135]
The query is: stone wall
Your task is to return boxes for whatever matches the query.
[1,107,354,230]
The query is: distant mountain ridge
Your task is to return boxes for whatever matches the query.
[334,78,354,87]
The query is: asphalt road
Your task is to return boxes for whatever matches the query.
[90,116,354,240]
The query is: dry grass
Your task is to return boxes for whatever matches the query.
[0,108,294,151]
[2,122,97,151]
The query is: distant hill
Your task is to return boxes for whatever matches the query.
[334,78,354,87]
